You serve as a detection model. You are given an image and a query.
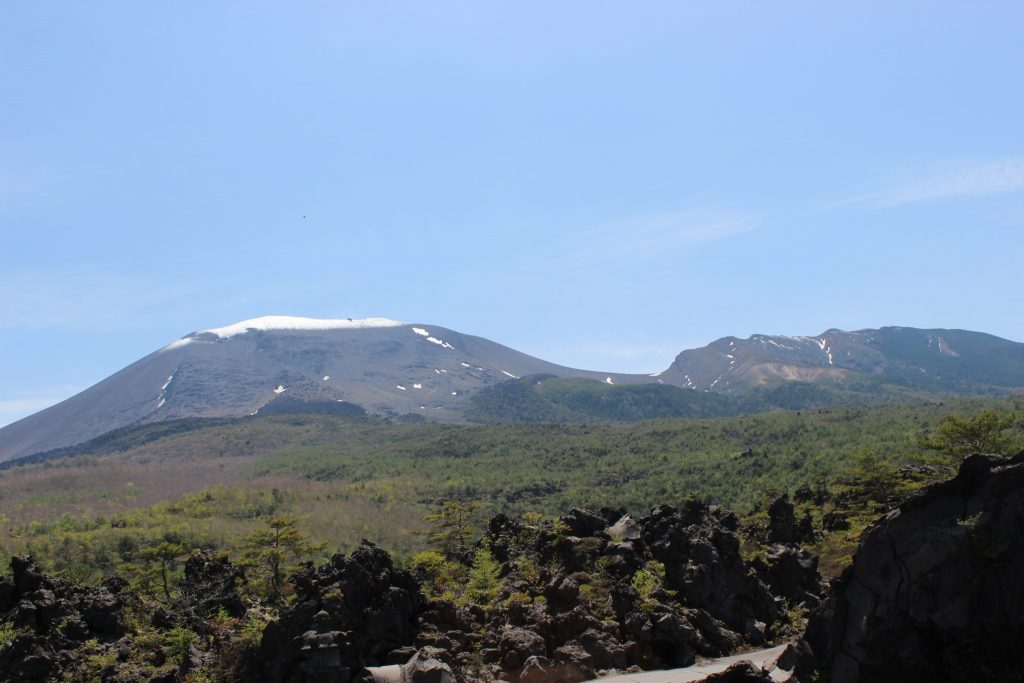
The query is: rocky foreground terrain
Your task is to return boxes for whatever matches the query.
[806,452,1024,682]
[1,453,1021,682]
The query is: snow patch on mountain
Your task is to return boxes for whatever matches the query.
[426,336,454,349]
[156,374,174,408]
[163,338,194,351]
[200,316,405,339]
[817,338,834,365]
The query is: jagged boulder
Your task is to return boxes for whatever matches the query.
[178,549,246,618]
[402,647,459,683]
[756,544,821,605]
[499,626,547,669]
[0,556,127,683]
[487,513,527,562]
[255,540,425,682]
[807,453,1024,683]
[703,661,773,682]
[606,514,641,541]
[518,654,589,683]
[767,495,814,545]
[821,511,850,531]
[640,500,783,634]
[558,509,609,538]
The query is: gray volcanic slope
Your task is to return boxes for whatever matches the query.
[2,318,1022,462]
[0,317,652,461]
[661,326,1024,395]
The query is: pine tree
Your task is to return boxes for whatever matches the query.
[121,540,188,603]
[239,516,322,602]
[424,501,480,560]
[921,410,1018,459]
[466,547,501,604]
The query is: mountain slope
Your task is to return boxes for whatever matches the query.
[661,326,1024,395]
[0,317,650,461]
[1,318,1022,462]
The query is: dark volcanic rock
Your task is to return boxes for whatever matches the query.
[0,556,127,682]
[808,453,1024,683]
[558,509,608,538]
[640,500,783,634]
[255,540,425,682]
[499,626,546,669]
[703,660,773,682]
[821,511,850,532]
[767,495,813,545]
[758,544,821,605]
[179,549,246,618]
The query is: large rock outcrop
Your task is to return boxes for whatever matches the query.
[641,500,784,633]
[0,556,126,682]
[807,453,1024,683]
[253,540,426,682]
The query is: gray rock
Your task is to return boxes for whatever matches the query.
[606,514,641,540]
[499,626,547,664]
[808,453,1024,683]
[403,647,458,683]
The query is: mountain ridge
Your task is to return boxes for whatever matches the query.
[1,317,1022,461]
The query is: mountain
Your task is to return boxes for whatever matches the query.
[0,316,651,461]
[1,317,1022,462]
[660,326,1024,395]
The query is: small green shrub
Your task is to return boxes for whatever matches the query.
[166,625,198,662]
[631,568,659,600]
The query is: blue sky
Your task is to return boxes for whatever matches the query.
[2,2,1023,426]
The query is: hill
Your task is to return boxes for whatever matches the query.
[2,318,1022,461]
[2,395,1021,577]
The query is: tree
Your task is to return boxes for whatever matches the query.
[920,410,1018,459]
[424,501,480,560]
[239,516,322,602]
[466,547,501,604]
[121,540,188,603]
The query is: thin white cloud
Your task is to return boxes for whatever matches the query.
[834,159,1024,209]
[569,209,758,264]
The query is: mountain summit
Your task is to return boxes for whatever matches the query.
[0,317,649,461]
[662,326,1024,396]
[1,318,1021,461]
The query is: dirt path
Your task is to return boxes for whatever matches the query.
[588,644,791,683]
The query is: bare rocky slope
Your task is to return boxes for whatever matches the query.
[2,317,1022,461]
[0,317,651,462]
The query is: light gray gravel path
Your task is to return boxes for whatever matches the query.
[587,644,791,683]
